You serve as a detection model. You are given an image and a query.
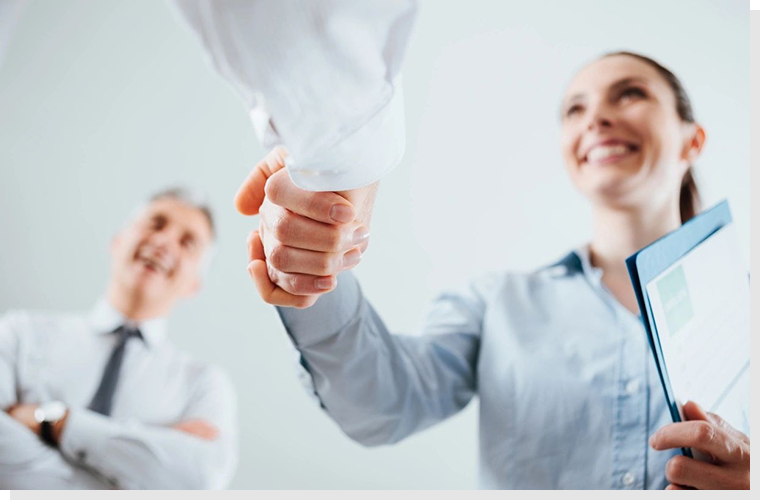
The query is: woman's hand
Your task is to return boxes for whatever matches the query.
[649,401,749,489]
[236,147,377,308]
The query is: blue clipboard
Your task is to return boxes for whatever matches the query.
[625,200,733,458]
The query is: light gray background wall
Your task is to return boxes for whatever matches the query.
[0,0,749,489]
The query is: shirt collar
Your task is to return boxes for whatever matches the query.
[545,245,604,283]
[87,298,168,347]
[573,245,605,283]
[548,247,644,326]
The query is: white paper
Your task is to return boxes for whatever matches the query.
[646,223,750,436]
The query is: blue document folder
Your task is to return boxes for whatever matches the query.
[625,200,734,458]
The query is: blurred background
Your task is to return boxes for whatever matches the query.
[0,0,748,489]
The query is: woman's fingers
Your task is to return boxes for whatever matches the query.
[246,231,321,308]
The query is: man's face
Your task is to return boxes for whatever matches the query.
[110,197,213,315]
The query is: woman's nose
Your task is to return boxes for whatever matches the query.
[585,103,614,131]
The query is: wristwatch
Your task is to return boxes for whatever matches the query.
[34,401,67,446]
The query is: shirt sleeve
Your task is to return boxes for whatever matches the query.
[277,271,487,446]
[58,366,238,490]
[0,411,112,489]
[171,0,417,191]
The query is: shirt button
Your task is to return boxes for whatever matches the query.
[625,379,641,395]
[621,471,635,487]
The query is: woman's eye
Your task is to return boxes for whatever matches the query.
[565,104,583,117]
[620,87,646,101]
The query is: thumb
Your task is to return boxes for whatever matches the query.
[235,146,289,216]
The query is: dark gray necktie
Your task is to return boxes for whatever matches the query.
[88,325,142,416]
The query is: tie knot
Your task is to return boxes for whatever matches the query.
[113,325,142,341]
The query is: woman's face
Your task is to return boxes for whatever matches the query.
[560,55,704,212]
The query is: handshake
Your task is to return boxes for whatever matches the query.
[236,147,378,308]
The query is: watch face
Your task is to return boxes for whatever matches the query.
[39,401,67,422]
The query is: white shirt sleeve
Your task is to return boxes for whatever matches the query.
[0,411,112,489]
[171,0,417,191]
[0,313,113,489]
[58,367,238,490]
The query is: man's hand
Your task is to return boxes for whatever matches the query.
[172,419,219,441]
[5,403,69,445]
[236,147,379,308]
[6,403,41,435]
[650,401,750,489]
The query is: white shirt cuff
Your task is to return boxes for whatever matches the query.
[58,408,117,470]
[282,85,406,192]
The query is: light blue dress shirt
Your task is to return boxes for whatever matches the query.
[278,248,678,489]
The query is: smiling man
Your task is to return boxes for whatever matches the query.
[0,188,238,489]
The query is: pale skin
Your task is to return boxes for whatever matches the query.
[560,57,706,315]
[5,197,219,443]
[238,55,748,488]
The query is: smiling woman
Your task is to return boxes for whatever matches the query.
[558,52,707,314]
[561,51,702,225]
[242,50,749,489]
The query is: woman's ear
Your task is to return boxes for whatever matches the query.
[682,123,706,164]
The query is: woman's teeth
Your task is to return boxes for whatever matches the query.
[586,144,634,163]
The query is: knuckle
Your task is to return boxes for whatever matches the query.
[271,214,292,242]
[665,456,687,482]
[729,440,749,464]
[285,274,301,294]
[268,245,289,270]
[695,422,716,444]
[316,255,340,276]
[324,227,346,251]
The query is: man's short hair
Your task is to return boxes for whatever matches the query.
[148,187,216,241]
